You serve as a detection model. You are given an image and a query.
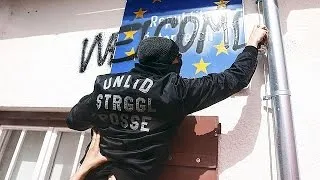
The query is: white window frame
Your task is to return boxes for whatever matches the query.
[0,125,91,180]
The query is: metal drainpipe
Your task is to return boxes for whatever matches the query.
[261,0,300,179]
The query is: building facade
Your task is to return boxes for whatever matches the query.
[0,0,319,179]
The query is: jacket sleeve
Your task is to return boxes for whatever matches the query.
[176,46,258,114]
[66,87,98,131]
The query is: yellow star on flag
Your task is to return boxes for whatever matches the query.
[214,41,228,56]
[125,48,135,56]
[134,8,147,18]
[193,58,211,74]
[124,30,137,40]
[214,0,229,9]
[153,0,161,3]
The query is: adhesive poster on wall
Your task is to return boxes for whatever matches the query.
[111,0,245,78]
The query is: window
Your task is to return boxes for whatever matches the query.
[0,110,220,180]
[0,126,91,180]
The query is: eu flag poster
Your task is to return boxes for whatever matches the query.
[111,0,245,78]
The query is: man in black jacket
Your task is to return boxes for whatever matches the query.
[67,25,268,180]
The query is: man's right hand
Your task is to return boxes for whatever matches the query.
[247,25,269,48]
[70,130,108,180]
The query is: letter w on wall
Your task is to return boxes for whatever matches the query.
[80,32,118,73]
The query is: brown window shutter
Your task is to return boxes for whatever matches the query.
[159,116,220,180]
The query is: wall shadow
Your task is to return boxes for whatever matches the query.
[218,55,267,174]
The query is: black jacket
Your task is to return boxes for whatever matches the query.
[66,46,258,179]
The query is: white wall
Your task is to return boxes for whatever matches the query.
[280,1,320,179]
[0,0,124,108]
[0,0,319,179]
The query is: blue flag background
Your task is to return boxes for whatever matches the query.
[111,0,245,78]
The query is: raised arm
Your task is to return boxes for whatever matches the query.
[177,25,268,114]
